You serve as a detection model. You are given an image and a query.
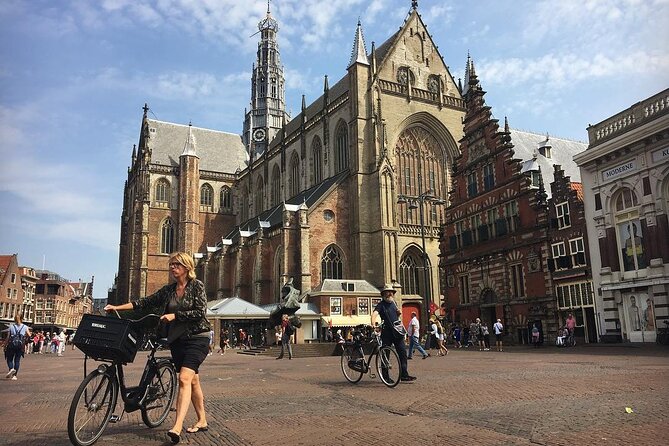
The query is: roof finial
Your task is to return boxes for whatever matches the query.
[267,0,271,14]
[348,20,369,68]
[412,0,418,10]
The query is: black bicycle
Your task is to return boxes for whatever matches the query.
[657,320,669,345]
[68,313,177,446]
[340,324,401,388]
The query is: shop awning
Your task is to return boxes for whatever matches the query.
[322,315,372,327]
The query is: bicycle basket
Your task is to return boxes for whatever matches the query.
[73,314,143,363]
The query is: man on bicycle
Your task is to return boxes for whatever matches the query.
[371,284,416,382]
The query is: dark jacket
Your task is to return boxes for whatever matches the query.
[132,279,211,339]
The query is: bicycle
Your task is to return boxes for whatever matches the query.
[657,320,669,345]
[68,313,177,446]
[340,324,402,388]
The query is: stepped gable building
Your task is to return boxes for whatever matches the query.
[439,60,587,344]
[548,165,596,343]
[114,3,467,332]
[575,88,669,343]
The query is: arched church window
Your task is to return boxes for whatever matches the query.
[240,186,249,222]
[155,178,170,206]
[160,218,174,254]
[312,136,323,185]
[200,183,213,207]
[613,187,645,271]
[255,175,265,214]
[397,66,415,86]
[220,186,232,212]
[334,122,348,174]
[321,245,343,280]
[399,252,421,295]
[271,165,281,206]
[289,153,300,198]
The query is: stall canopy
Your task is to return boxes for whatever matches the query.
[322,315,373,327]
[207,297,271,320]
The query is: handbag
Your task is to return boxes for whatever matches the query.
[392,320,407,339]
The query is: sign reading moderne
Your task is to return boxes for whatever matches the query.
[652,146,669,163]
[602,160,636,182]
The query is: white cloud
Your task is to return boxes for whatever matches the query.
[479,50,669,89]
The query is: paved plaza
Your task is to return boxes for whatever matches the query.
[1,345,668,446]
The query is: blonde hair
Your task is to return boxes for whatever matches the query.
[169,252,197,280]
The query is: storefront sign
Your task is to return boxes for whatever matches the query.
[602,160,636,182]
[652,147,669,163]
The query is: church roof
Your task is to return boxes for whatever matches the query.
[311,279,381,294]
[509,129,586,197]
[146,119,248,173]
[225,170,348,242]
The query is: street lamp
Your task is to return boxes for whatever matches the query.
[397,184,446,330]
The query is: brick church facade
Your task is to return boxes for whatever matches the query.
[114,4,465,329]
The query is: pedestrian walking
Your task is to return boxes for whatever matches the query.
[208,329,214,356]
[493,319,504,351]
[453,324,462,348]
[469,319,481,350]
[57,330,66,356]
[276,314,294,360]
[104,251,212,444]
[218,328,229,355]
[5,315,31,381]
[532,324,541,347]
[407,312,429,359]
[434,319,448,356]
[371,284,415,382]
[481,322,491,351]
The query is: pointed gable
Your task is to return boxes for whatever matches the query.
[374,9,460,99]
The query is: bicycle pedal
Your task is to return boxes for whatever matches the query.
[109,414,121,423]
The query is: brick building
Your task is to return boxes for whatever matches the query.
[439,62,587,344]
[114,4,467,333]
[574,89,669,343]
[33,271,93,333]
[548,166,596,343]
[0,254,24,329]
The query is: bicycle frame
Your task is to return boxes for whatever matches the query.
[346,329,382,375]
[88,339,171,415]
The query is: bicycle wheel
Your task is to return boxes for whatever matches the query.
[341,345,364,383]
[68,369,118,446]
[376,346,401,388]
[141,361,177,427]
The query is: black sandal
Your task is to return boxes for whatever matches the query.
[167,430,181,444]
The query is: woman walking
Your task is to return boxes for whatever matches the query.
[105,252,211,444]
[5,314,31,380]
[434,319,448,356]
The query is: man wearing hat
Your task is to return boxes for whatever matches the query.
[371,284,416,382]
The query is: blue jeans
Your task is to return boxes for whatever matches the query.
[6,349,22,375]
[408,335,427,358]
[278,334,292,359]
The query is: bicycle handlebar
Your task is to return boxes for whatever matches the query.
[111,311,162,325]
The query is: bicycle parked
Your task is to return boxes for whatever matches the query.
[340,324,401,388]
[657,320,669,345]
[68,313,177,446]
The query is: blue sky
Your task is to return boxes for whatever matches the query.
[1,0,667,296]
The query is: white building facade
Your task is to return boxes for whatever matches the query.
[575,89,669,342]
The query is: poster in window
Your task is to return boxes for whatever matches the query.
[625,294,655,332]
[619,220,646,271]
[358,298,369,316]
[330,297,341,315]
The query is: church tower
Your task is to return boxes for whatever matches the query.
[243,1,287,159]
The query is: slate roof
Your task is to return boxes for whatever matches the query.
[224,169,349,242]
[146,119,248,174]
[310,279,381,294]
[510,129,587,198]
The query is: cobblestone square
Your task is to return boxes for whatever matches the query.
[1,345,668,446]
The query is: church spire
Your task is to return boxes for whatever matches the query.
[348,19,369,68]
[181,122,198,157]
[243,3,286,159]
